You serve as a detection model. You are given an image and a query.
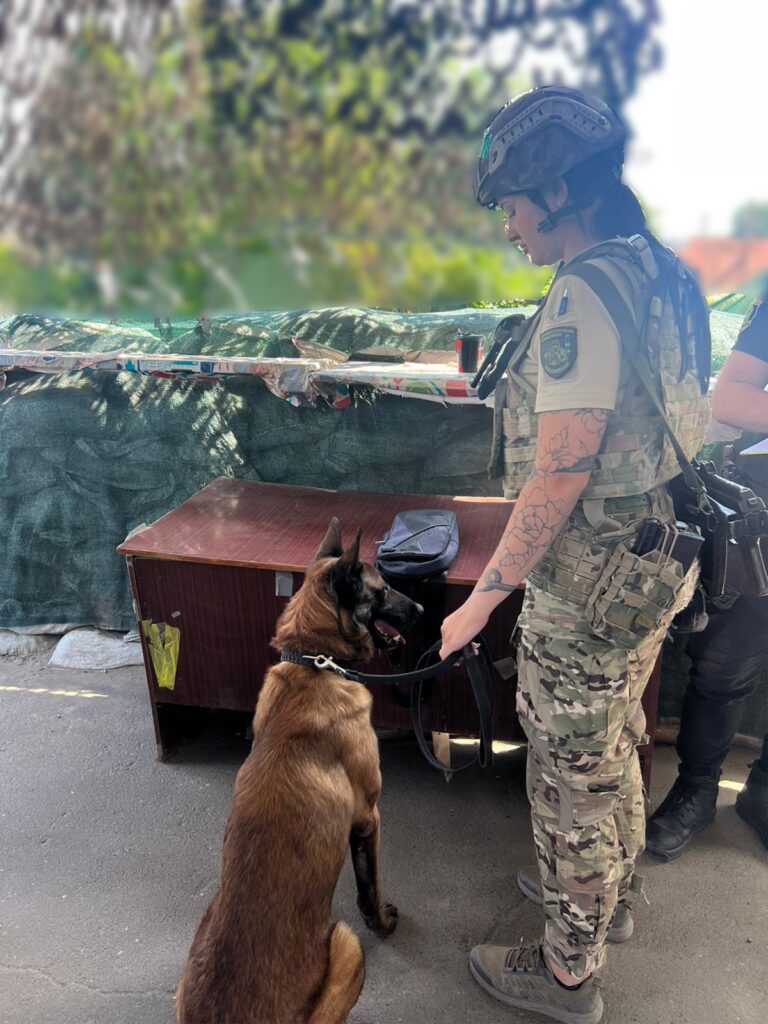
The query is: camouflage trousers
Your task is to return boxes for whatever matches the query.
[515,566,698,981]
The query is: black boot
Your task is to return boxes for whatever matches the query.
[645,774,719,863]
[735,735,768,850]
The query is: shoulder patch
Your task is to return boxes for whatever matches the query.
[540,326,578,379]
[739,298,763,335]
[735,298,768,359]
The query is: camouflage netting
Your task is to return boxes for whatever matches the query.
[0,306,522,358]
[1,304,741,370]
[3,304,763,741]
[1,307,521,632]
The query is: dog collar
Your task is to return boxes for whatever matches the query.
[280,647,312,667]
[279,648,357,677]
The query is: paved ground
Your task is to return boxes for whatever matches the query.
[1,651,766,1024]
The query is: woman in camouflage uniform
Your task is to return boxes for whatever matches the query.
[439,86,710,1024]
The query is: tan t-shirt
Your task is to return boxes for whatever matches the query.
[516,245,642,413]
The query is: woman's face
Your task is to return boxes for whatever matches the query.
[498,191,564,266]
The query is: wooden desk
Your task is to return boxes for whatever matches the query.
[118,478,660,785]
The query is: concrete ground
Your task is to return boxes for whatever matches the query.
[1,650,766,1024]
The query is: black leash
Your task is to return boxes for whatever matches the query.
[408,637,496,773]
[280,637,498,773]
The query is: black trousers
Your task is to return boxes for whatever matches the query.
[677,595,768,780]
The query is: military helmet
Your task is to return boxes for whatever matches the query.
[474,85,628,209]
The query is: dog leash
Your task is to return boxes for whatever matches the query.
[280,637,499,773]
[408,637,496,774]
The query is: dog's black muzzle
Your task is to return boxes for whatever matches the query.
[369,590,423,650]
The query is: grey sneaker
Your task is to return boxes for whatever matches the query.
[468,942,603,1024]
[517,866,634,943]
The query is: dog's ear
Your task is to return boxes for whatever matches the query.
[334,528,362,577]
[315,517,343,560]
[329,528,363,608]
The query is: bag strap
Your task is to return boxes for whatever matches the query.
[564,260,708,500]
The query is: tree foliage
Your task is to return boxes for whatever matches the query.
[732,202,768,238]
[0,0,662,313]
[199,1,661,137]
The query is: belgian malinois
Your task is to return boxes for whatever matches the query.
[176,518,422,1024]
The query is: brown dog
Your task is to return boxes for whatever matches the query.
[176,518,422,1024]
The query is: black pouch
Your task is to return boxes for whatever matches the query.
[375,509,459,580]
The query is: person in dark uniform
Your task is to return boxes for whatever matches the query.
[646,290,768,860]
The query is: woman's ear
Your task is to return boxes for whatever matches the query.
[543,177,569,212]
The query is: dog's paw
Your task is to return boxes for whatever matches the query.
[369,902,398,936]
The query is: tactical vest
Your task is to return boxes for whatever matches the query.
[492,235,710,503]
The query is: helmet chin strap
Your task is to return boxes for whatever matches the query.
[537,204,581,234]
[524,187,568,234]
[527,187,591,235]
[531,165,623,234]
[524,188,556,234]
[537,212,558,234]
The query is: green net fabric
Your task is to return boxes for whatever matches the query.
[0,306,521,357]
[0,306,744,630]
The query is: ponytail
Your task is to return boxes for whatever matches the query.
[592,183,647,240]
[565,155,711,394]
[562,152,652,242]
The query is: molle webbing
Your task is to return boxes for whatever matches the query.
[498,238,709,502]
[527,489,674,606]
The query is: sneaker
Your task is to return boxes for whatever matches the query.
[735,757,768,850]
[516,866,634,943]
[644,775,718,862]
[468,942,603,1024]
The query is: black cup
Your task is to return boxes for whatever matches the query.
[457,333,482,374]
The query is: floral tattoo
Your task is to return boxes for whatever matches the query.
[478,409,609,593]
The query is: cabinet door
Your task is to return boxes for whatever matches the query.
[131,558,291,711]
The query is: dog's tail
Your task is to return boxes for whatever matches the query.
[308,922,365,1024]
[174,977,184,1024]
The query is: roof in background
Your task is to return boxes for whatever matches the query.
[678,237,768,294]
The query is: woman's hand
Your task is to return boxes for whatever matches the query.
[439,596,493,660]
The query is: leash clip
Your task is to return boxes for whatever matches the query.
[305,654,351,677]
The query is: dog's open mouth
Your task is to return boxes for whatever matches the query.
[372,618,406,649]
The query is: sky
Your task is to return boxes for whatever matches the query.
[624,0,764,242]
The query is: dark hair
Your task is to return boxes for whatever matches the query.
[561,148,649,241]
[561,152,711,392]
[591,182,647,240]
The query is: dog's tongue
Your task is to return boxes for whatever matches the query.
[374,620,405,645]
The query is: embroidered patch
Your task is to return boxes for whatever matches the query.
[540,327,578,379]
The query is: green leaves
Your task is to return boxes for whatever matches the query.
[0,1,662,313]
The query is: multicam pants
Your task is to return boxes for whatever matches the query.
[515,513,698,981]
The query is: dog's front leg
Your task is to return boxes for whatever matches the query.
[349,806,398,936]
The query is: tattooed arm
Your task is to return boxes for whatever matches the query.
[439,407,610,657]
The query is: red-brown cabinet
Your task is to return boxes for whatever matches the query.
[118,478,660,784]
